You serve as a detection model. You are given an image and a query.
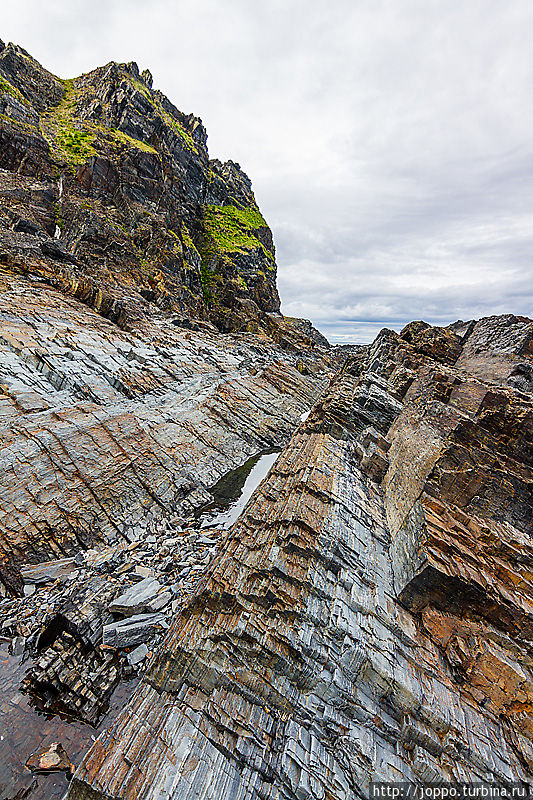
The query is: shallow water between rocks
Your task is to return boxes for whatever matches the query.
[196,448,281,529]
[0,640,138,799]
[0,448,283,799]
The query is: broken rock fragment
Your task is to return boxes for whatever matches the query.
[25,741,74,774]
[127,643,149,666]
[103,613,167,649]
[20,558,77,586]
[108,577,171,616]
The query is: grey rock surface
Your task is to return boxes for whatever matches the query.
[20,558,77,586]
[127,643,149,667]
[109,578,170,616]
[68,316,533,800]
[2,36,532,800]
[103,613,167,649]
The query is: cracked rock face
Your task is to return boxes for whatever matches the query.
[0,41,332,799]
[1,39,532,800]
[68,315,533,799]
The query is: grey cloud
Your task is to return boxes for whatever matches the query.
[3,1,533,342]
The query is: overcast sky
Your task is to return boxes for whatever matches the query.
[3,1,533,342]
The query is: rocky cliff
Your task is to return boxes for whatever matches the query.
[0,39,298,335]
[66,314,533,799]
[0,40,532,800]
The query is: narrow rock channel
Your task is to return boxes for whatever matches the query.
[196,449,281,530]
[0,423,314,799]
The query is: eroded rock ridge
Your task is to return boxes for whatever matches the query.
[67,315,533,799]
[0,39,532,800]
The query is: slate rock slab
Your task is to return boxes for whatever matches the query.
[108,577,171,616]
[103,613,167,649]
[20,558,77,586]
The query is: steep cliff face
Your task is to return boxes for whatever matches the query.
[0,39,532,800]
[0,40,284,333]
[0,41,334,800]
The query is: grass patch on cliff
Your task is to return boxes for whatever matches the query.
[56,127,96,163]
[0,75,28,105]
[42,69,197,169]
[180,223,197,253]
[198,204,274,306]
[41,79,97,167]
[110,129,158,155]
[41,78,161,167]
[200,204,271,258]
[158,107,196,152]
[200,261,217,303]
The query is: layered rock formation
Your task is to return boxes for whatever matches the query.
[0,41,331,799]
[0,39,532,800]
[67,314,533,798]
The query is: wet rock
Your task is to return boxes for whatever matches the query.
[11,635,24,656]
[25,742,74,774]
[21,586,123,725]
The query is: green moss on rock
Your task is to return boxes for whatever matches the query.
[200,204,271,260]
[158,107,196,152]
[0,74,28,105]
[41,79,97,167]
[110,129,158,155]
[200,261,217,304]
[41,77,162,168]
[180,223,197,253]
[57,127,96,163]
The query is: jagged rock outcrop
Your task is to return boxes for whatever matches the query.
[0,40,300,335]
[0,38,532,800]
[0,40,334,799]
[0,273,326,589]
[67,314,533,798]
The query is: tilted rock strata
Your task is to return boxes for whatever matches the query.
[0,37,532,800]
[0,272,328,795]
[69,314,533,798]
[0,273,326,590]
[0,40,335,797]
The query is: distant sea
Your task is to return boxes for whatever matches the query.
[318,320,402,345]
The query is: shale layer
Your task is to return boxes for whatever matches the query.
[69,315,533,798]
[0,38,532,800]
